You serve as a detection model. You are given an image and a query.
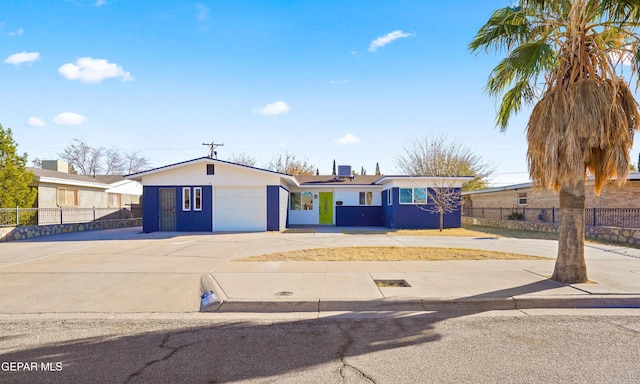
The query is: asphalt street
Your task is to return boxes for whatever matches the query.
[1,312,639,383]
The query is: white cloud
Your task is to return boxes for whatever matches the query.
[96,0,106,6]
[4,51,40,66]
[369,30,412,52]
[8,27,24,37]
[329,79,347,85]
[53,112,87,125]
[27,117,46,127]
[335,133,360,146]
[195,4,209,21]
[254,101,290,116]
[58,57,134,83]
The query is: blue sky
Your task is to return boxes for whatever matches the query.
[3,0,628,186]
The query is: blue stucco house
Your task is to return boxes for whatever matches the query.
[125,157,472,232]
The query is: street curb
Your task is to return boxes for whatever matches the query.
[199,273,227,312]
[208,295,640,313]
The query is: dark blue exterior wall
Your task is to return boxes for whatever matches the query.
[383,187,462,229]
[143,186,159,233]
[336,206,384,226]
[142,186,212,232]
[266,185,280,231]
[176,186,212,231]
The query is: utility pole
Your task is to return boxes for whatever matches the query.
[202,141,224,159]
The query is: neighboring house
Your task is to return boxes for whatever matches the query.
[29,160,142,212]
[125,157,471,233]
[463,173,640,209]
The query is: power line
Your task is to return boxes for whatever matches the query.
[202,141,224,159]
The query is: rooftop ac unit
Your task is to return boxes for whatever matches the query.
[337,165,352,179]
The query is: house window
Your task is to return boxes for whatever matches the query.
[206,164,215,175]
[183,187,191,211]
[399,188,427,204]
[387,189,393,206]
[518,192,527,206]
[359,191,373,206]
[290,192,313,210]
[57,188,78,206]
[194,187,202,211]
[107,193,121,207]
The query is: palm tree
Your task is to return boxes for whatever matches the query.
[470,0,640,283]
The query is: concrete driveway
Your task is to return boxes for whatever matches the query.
[1,227,640,314]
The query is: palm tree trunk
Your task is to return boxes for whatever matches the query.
[552,179,588,283]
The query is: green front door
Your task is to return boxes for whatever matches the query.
[319,192,333,225]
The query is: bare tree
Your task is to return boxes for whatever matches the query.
[396,135,492,231]
[427,182,463,232]
[266,151,315,175]
[395,135,493,191]
[59,139,151,175]
[227,152,258,167]
[60,139,104,176]
[124,151,151,174]
[104,149,125,175]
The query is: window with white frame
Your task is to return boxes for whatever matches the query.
[359,191,373,206]
[517,192,527,206]
[194,187,202,211]
[290,192,314,210]
[387,189,392,205]
[399,188,427,204]
[183,187,191,211]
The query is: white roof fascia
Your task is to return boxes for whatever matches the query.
[375,176,475,185]
[38,176,111,190]
[125,157,295,183]
[295,184,380,189]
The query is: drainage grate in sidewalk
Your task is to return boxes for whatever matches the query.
[374,279,411,288]
[274,291,294,296]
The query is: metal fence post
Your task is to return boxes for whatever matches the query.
[16,206,19,227]
[93,207,96,221]
[593,208,597,227]
[500,207,503,219]
[60,207,63,224]
[552,207,555,224]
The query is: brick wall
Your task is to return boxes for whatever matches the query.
[465,180,640,209]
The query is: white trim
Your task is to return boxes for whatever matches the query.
[182,187,191,211]
[38,177,110,190]
[399,187,427,205]
[194,187,202,211]
[126,157,297,186]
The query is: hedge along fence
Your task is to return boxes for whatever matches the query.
[0,218,143,242]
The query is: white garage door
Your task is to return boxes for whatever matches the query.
[215,187,266,231]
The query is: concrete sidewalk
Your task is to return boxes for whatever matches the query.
[2,227,640,315]
[201,231,640,313]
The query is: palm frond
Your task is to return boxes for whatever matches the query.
[469,6,531,54]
